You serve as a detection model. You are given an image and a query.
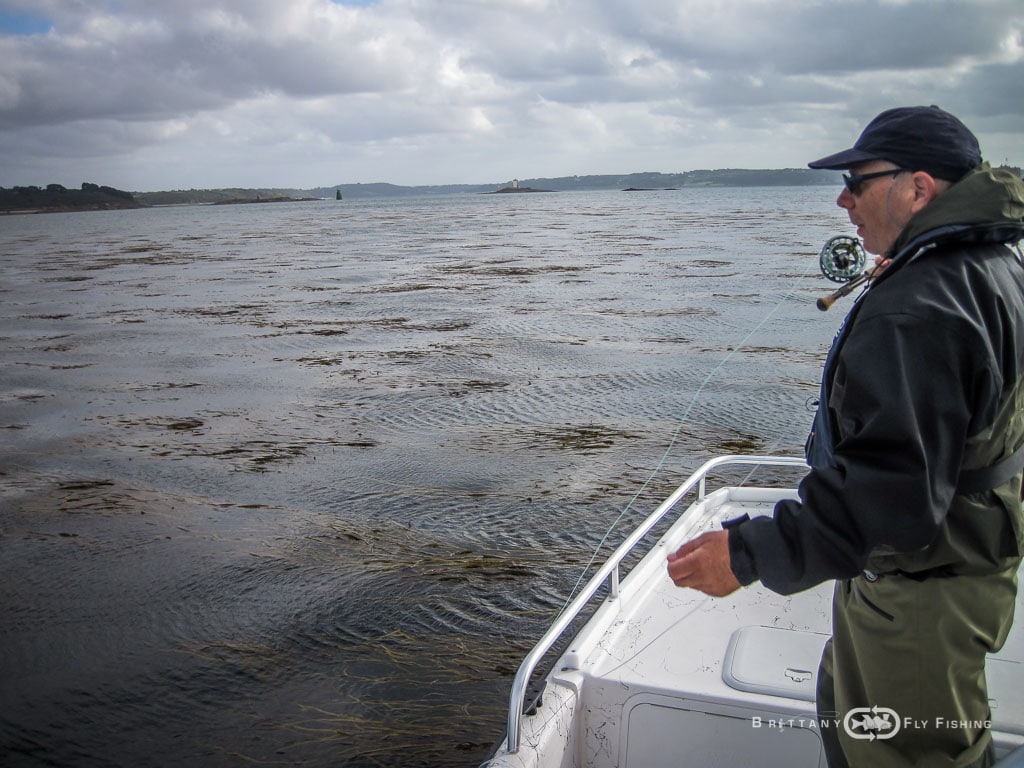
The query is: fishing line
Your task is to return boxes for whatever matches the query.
[561,250,823,608]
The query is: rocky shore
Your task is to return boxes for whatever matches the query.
[212,196,320,205]
[486,186,552,194]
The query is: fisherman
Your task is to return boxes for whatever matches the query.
[666,106,1024,767]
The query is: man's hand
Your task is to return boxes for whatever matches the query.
[666,530,741,597]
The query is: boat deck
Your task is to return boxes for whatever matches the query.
[500,485,1024,768]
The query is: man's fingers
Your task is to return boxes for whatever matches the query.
[665,531,741,597]
[668,531,713,561]
[666,533,712,585]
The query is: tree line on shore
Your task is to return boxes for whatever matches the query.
[0,182,142,212]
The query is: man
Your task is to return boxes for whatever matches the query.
[667,106,1024,767]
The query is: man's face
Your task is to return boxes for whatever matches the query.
[836,161,912,256]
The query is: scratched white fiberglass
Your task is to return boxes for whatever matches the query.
[0,187,848,767]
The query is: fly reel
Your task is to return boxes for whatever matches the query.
[819,235,866,283]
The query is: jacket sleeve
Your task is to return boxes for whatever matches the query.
[729,306,984,595]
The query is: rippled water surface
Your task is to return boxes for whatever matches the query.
[1,189,850,766]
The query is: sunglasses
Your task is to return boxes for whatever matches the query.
[842,168,904,196]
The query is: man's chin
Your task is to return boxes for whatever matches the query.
[858,231,881,256]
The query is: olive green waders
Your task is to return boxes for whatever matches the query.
[815,568,1018,767]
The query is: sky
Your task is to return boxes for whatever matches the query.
[1,0,1022,192]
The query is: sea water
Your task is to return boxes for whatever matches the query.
[1,187,848,767]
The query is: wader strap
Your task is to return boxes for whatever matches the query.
[956,441,1024,495]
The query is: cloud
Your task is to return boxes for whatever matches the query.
[0,0,1021,189]
[635,1,1010,76]
[1,1,420,129]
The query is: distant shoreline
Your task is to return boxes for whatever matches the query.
[5,166,1021,212]
[8,169,851,214]
[5,169,851,214]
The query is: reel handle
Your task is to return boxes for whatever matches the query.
[816,269,877,311]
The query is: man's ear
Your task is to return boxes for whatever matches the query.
[909,171,942,213]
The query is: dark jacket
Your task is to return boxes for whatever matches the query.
[729,165,1024,595]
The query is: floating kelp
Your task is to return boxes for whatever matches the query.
[710,433,764,454]
[522,423,644,453]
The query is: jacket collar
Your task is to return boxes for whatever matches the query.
[888,163,1024,261]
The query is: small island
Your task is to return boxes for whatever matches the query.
[487,186,552,194]
[486,178,552,194]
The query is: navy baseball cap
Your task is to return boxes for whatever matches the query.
[808,105,982,182]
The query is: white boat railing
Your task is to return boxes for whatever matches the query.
[503,454,808,754]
